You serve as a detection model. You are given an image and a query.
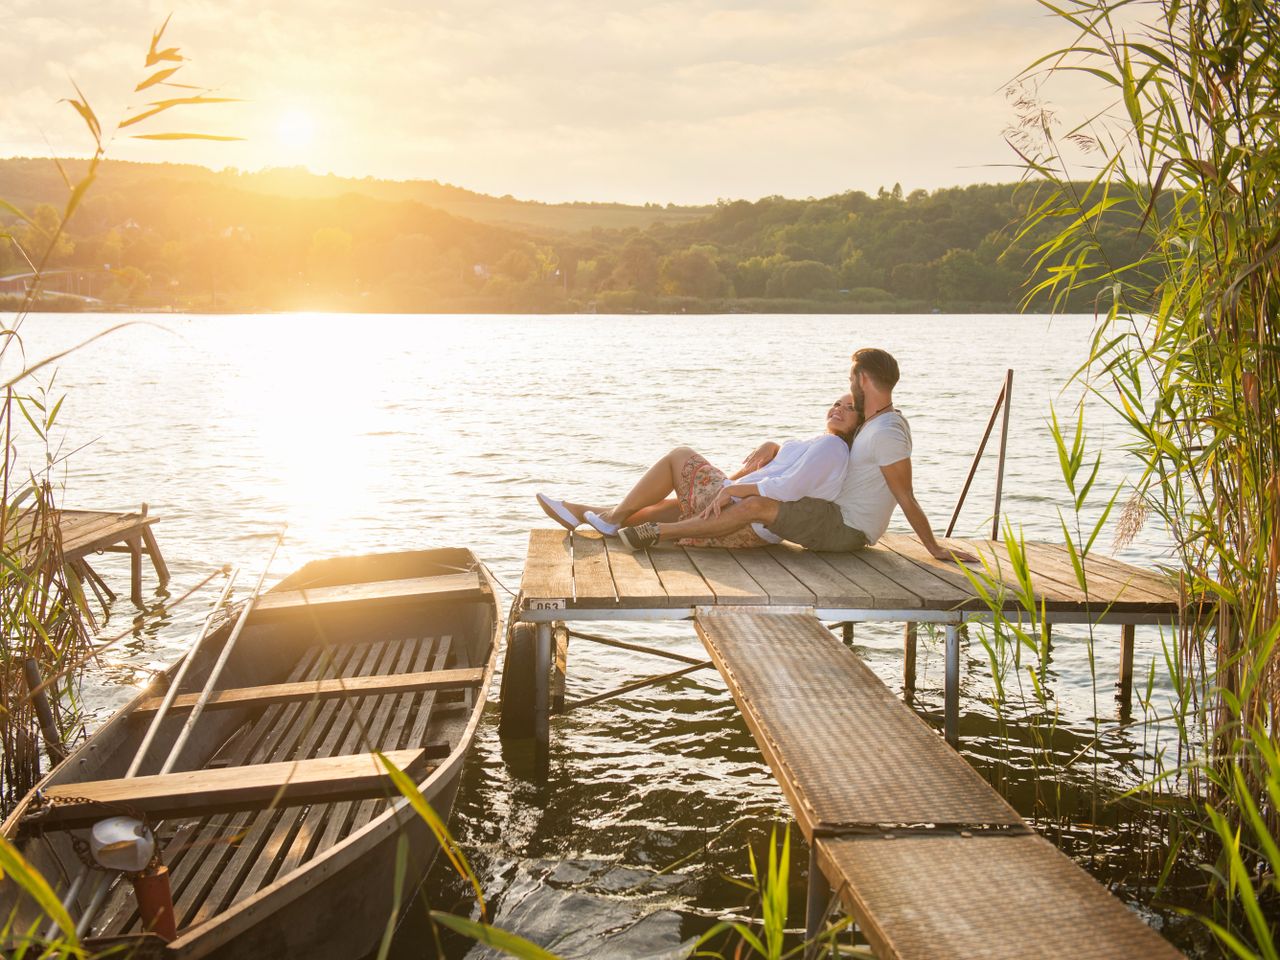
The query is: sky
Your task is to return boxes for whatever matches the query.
[0,0,1104,205]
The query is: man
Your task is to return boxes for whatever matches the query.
[617,347,975,562]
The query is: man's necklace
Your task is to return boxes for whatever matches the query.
[853,403,893,439]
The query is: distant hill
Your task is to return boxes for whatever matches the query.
[0,158,712,234]
[0,158,1142,314]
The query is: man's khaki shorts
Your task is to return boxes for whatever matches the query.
[764,498,868,552]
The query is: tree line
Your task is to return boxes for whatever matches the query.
[0,160,1149,313]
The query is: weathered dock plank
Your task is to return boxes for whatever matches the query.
[682,546,768,604]
[570,531,617,605]
[521,529,574,603]
[766,544,872,607]
[601,539,669,607]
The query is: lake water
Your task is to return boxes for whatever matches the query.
[3,313,1205,956]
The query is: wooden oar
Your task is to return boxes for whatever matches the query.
[159,528,286,775]
[125,568,241,779]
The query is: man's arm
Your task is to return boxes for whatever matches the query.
[880,458,977,562]
[729,441,779,480]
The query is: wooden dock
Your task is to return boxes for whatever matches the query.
[513,528,1183,957]
[10,506,170,607]
[519,528,1180,741]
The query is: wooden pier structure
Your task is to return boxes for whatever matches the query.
[11,506,170,607]
[513,527,1183,958]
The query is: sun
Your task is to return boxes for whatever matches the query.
[275,109,316,150]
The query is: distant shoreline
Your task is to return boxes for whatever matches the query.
[2,296,1025,316]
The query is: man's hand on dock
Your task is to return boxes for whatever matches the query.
[931,542,978,564]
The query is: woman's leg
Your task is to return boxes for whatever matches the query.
[558,497,681,526]
[565,446,701,527]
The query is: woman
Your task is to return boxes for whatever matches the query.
[536,394,861,548]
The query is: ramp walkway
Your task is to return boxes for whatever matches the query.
[513,528,1184,956]
[696,609,1179,958]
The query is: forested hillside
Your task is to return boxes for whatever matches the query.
[0,160,1146,313]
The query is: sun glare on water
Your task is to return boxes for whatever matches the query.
[226,317,395,546]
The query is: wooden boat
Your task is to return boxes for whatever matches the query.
[1,547,502,959]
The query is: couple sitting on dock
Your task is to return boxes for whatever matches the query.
[537,347,973,562]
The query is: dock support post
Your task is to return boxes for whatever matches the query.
[140,508,170,586]
[944,623,960,746]
[128,535,144,606]
[841,622,853,644]
[904,622,917,699]
[804,841,830,952]
[1118,624,1135,708]
[552,623,569,713]
[534,622,552,747]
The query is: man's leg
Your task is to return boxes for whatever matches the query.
[654,496,780,542]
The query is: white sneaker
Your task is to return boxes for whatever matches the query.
[584,511,620,537]
[536,493,581,531]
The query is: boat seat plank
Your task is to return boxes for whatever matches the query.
[251,571,483,617]
[132,667,485,715]
[30,750,431,830]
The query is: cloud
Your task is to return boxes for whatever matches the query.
[0,0,1106,203]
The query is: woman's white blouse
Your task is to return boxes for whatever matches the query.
[733,434,850,502]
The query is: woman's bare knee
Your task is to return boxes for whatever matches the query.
[667,445,700,475]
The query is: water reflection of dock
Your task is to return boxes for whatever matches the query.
[512,528,1182,957]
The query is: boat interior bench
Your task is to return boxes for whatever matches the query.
[250,571,484,619]
[89,631,462,936]
[132,667,485,715]
[26,748,442,830]
[693,609,1182,959]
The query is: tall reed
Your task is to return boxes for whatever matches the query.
[0,17,240,806]
[1004,0,1280,948]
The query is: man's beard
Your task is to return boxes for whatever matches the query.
[851,380,865,417]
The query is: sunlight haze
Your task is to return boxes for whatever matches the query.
[2,0,1092,202]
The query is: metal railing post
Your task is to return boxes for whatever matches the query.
[991,368,1013,541]
[946,369,1014,541]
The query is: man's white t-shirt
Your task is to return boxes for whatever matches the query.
[833,410,912,544]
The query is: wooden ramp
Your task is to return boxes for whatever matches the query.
[694,609,1181,958]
